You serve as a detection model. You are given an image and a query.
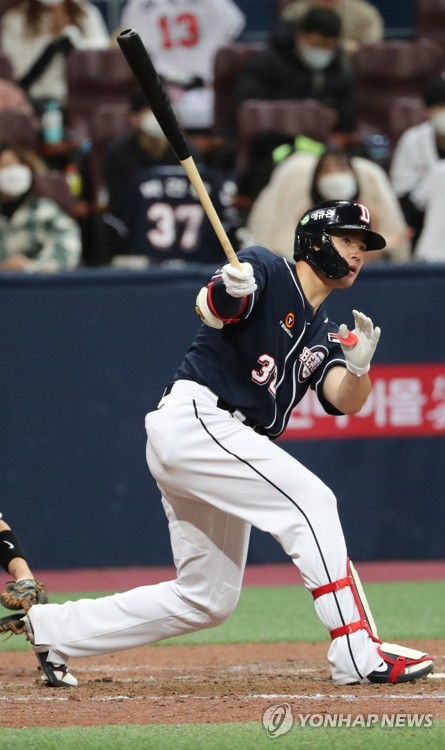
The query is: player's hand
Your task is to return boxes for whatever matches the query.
[338,310,381,376]
[221,262,257,298]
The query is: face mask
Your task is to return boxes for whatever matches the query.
[0,164,33,197]
[430,111,445,136]
[317,172,357,200]
[298,45,336,70]
[36,0,64,6]
[139,111,166,140]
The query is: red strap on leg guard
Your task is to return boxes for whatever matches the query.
[312,576,354,600]
[330,620,367,640]
[312,561,381,642]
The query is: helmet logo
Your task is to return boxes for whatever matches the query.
[300,214,310,225]
[358,203,371,224]
[308,208,336,221]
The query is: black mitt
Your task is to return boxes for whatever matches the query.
[0,579,48,611]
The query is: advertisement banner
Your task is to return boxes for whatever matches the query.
[283,363,445,440]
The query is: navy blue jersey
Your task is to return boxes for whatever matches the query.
[175,246,348,438]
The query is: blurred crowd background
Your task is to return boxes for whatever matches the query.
[0,0,444,271]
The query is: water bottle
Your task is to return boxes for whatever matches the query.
[41,101,63,145]
[65,162,83,199]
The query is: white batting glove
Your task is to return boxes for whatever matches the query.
[338,310,381,376]
[221,262,257,298]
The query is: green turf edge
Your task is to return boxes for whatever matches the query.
[1,581,443,652]
[1,721,445,750]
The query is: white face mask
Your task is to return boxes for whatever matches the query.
[0,164,33,197]
[430,110,445,136]
[298,45,336,70]
[317,172,357,200]
[139,111,166,140]
[36,0,64,6]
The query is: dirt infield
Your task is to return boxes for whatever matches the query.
[1,640,444,728]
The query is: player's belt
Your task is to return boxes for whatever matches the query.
[162,382,267,435]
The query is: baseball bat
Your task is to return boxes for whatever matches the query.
[117,29,242,270]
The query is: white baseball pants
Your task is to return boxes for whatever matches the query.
[29,380,382,683]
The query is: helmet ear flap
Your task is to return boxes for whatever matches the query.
[293,230,320,262]
[294,231,307,261]
[294,227,350,278]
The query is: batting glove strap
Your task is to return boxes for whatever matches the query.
[344,360,370,377]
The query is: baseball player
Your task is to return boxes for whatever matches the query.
[0,200,434,688]
[0,513,48,611]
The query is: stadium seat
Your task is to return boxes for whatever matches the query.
[388,95,427,148]
[87,102,131,206]
[350,38,444,136]
[213,42,267,133]
[235,98,337,172]
[417,0,445,54]
[0,109,40,150]
[0,50,13,80]
[65,48,135,140]
[34,170,76,218]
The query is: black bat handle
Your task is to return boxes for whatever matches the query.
[117,29,190,162]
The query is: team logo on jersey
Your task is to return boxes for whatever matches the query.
[298,345,328,382]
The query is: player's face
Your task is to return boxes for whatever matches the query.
[328,230,366,286]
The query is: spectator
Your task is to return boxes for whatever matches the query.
[0,143,81,271]
[247,147,411,262]
[235,9,356,133]
[0,0,109,112]
[116,0,245,130]
[390,76,445,244]
[281,0,384,53]
[100,88,241,265]
[103,88,180,219]
[412,160,445,262]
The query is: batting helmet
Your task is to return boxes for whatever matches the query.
[294,200,386,279]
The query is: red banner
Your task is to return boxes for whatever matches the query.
[282,363,445,440]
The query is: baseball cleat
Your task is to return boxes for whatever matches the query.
[37,651,78,687]
[0,612,78,687]
[365,643,434,684]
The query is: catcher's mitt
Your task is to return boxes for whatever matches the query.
[0,612,27,636]
[0,579,48,611]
